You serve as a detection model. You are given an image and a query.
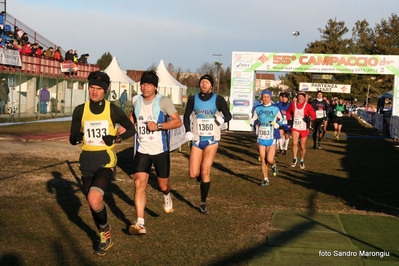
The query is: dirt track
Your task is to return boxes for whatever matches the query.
[0,132,79,157]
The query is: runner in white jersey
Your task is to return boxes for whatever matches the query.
[128,69,182,235]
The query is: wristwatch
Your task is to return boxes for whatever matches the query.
[157,123,163,130]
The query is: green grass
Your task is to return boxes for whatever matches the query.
[0,116,399,265]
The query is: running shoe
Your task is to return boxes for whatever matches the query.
[333,131,337,137]
[163,193,174,214]
[336,136,339,140]
[95,225,113,255]
[199,203,209,214]
[259,179,269,187]
[300,162,305,169]
[271,164,278,177]
[318,143,322,149]
[291,158,298,167]
[129,221,147,235]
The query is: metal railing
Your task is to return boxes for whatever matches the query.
[4,12,65,54]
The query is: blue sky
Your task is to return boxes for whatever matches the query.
[5,0,398,75]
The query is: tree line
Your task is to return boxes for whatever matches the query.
[282,13,399,102]
[96,13,399,101]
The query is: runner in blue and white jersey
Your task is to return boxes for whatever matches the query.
[250,90,283,187]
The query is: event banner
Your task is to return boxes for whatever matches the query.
[299,82,351,93]
[229,52,399,131]
[60,60,78,73]
[0,49,22,67]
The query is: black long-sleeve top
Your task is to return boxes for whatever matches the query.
[183,93,232,132]
[69,99,136,145]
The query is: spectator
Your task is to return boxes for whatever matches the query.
[31,43,38,55]
[13,26,19,40]
[54,47,62,61]
[36,46,43,57]
[109,90,117,104]
[21,42,32,55]
[73,50,79,62]
[4,25,11,36]
[16,28,23,41]
[5,40,14,50]
[39,85,50,114]
[181,94,187,109]
[78,53,89,64]
[64,49,74,61]
[15,40,22,51]
[21,32,29,45]
[0,77,9,114]
[119,89,127,111]
[0,11,5,34]
[43,47,54,58]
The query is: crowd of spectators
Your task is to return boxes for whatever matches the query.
[0,11,90,64]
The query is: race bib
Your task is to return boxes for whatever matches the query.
[316,110,325,119]
[137,120,156,142]
[258,125,273,140]
[197,118,215,136]
[294,117,306,130]
[337,111,343,117]
[84,120,108,146]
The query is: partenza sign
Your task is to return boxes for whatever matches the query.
[299,82,351,93]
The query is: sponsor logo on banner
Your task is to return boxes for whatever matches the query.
[233,107,250,113]
[233,114,250,120]
[233,87,251,93]
[234,61,252,69]
[233,93,251,100]
[234,54,253,61]
[233,78,251,86]
[233,100,250,106]
[233,71,252,78]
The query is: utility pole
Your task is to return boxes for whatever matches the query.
[293,31,300,52]
[212,54,222,94]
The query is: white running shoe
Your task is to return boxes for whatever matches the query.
[163,193,174,214]
[129,221,146,235]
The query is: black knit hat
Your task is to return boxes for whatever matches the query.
[88,71,110,91]
[199,74,214,87]
[140,69,159,88]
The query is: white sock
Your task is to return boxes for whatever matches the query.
[284,138,290,150]
[137,217,145,225]
[279,138,284,150]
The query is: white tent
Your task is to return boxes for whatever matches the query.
[104,57,136,100]
[155,60,187,105]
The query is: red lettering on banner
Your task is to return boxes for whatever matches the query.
[274,54,384,67]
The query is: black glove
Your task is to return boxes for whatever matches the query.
[70,132,83,145]
[303,116,311,129]
[102,135,121,146]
